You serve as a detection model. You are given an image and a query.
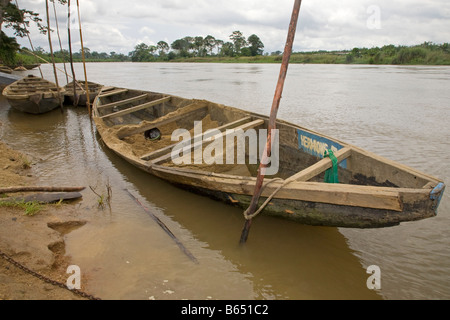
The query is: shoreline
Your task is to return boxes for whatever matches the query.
[0,140,93,300]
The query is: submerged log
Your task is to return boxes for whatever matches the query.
[3,192,83,204]
[0,186,86,194]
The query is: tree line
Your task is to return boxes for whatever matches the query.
[285,42,450,65]
[12,30,265,65]
[129,31,264,62]
[16,41,450,66]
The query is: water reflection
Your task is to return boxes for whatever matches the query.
[2,62,449,300]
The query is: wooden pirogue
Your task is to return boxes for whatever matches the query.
[2,74,65,114]
[92,86,445,228]
[64,80,103,106]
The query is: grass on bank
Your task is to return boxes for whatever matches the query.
[12,43,450,66]
[0,199,43,216]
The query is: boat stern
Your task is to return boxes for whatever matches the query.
[430,182,446,215]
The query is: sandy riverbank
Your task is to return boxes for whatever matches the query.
[0,140,93,300]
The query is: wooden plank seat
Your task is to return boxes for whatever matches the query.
[10,88,58,92]
[288,147,352,182]
[11,85,56,88]
[141,116,253,160]
[99,86,116,92]
[97,93,149,110]
[117,102,209,139]
[98,88,128,98]
[100,96,171,120]
[151,118,265,164]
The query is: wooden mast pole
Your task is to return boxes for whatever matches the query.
[52,0,69,83]
[67,0,78,106]
[76,0,91,116]
[45,0,64,112]
[240,0,302,244]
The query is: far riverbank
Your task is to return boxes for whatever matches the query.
[13,43,450,67]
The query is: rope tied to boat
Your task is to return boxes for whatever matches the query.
[243,178,283,220]
[242,172,317,220]
[243,149,341,220]
[324,149,339,183]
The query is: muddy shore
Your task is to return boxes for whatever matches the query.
[0,140,93,300]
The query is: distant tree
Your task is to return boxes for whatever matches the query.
[240,47,251,56]
[351,47,361,58]
[148,45,157,55]
[109,51,129,61]
[194,36,206,56]
[220,41,234,57]
[214,39,224,55]
[80,47,91,59]
[33,46,45,54]
[183,36,195,53]
[157,41,169,56]
[54,49,69,60]
[204,35,216,55]
[247,34,264,56]
[230,31,247,55]
[381,44,397,57]
[171,38,191,57]
[167,51,177,60]
[129,43,153,62]
[367,47,380,57]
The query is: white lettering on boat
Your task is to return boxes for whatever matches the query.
[297,129,347,168]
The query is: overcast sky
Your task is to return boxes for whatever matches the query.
[6,0,450,55]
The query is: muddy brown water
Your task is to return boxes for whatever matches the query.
[1,63,449,300]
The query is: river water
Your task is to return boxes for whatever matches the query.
[0,62,449,300]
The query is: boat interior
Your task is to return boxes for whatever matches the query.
[4,75,60,94]
[95,87,438,190]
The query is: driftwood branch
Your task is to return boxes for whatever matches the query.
[0,186,86,194]
[125,189,199,264]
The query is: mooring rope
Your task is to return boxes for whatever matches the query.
[242,177,284,220]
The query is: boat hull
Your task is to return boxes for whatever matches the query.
[7,95,61,114]
[64,81,102,106]
[2,75,64,114]
[148,163,438,229]
[92,86,445,229]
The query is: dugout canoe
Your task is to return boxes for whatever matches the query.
[0,71,21,90]
[64,80,102,106]
[92,86,445,228]
[2,74,65,114]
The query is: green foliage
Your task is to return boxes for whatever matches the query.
[1,1,46,37]
[0,199,43,216]
[247,34,264,56]
[230,30,247,55]
[0,31,19,65]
